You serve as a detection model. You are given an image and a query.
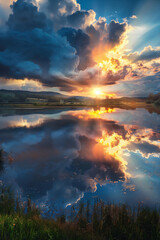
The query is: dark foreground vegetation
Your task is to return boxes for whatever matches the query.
[0,186,160,240]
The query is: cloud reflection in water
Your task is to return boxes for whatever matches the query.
[0,107,160,210]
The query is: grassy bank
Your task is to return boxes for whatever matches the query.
[0,187,160,240]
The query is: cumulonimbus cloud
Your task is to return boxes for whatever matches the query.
[0,0,130,91]
[0,0,159,95]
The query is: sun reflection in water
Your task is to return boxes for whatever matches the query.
[72,107,115,120]
[97,131,131,179]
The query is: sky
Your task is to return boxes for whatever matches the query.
[0,0,160,97]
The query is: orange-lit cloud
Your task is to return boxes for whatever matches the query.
[130,15,138,19]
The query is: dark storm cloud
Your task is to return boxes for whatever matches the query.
[107,20,127,47]
[0,0,97,90]
[0,0,80,89]
[86,24,100,45]
[58,27,94,70]
[0,16,78,87]
[40,0,95,30]
[40,0,80,19]
[86,19,127,49]
[0,29,78,81]
[66,10,95,29]
[7,0,52,31]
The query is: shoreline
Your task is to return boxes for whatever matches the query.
[0,101,160,114]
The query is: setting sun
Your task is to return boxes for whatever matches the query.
[94,88,102,96]
[90,87,107,99]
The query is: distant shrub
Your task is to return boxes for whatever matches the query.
[146,93,160,106]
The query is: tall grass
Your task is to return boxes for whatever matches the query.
[0,190,160,240]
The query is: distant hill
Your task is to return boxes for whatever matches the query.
[0,89,68,103]
[1,89,155,107]
[0,89,67,97]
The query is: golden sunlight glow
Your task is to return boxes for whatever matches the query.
[70,107,115,120]
[94,88,102,96]
[91,25,131,76]
[106,93,116,98]
[70,86,117,99]
[90,87,107,99]
[87,108,115,118]
[97,131,131,179]
[79,129,132,182]
[96,49,130,75]
[98,131,128,156]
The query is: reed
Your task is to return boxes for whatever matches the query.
[0,189,160,240]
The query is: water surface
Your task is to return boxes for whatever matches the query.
[0,107,160,214]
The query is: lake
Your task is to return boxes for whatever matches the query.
[0,107,160,215]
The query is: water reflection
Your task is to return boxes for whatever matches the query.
[0,107,160,211]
